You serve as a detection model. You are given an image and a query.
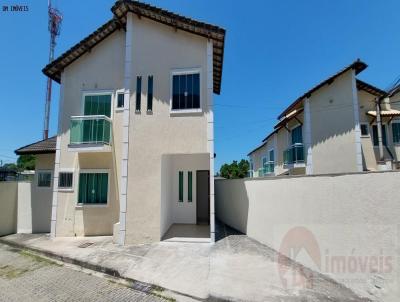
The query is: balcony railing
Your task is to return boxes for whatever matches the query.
[283,143,304,165]
[70,115,112,145]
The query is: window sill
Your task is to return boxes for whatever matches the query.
[170,108,202,115]
[58,188,74,193]
[115,108,124,112]
[75,203,108,208]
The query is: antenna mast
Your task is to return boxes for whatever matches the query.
[43,0,62,139]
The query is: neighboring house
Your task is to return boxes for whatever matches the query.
[248,60,400,177]
[15,1,225,244]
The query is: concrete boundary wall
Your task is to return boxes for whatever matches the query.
[215,171,400,301]
[0,182,18,236]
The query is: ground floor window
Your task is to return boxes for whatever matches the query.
[188,171,193,202]
[78,172,108,204]
[392,123,400,144]
[178,171,183,202]
[37,171,52,187]
[59,172,73,189]
[372,125,387,146]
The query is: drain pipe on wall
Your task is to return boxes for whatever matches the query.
[375,97,385,164]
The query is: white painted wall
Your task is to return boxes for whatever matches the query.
[0,182,17,236]
[216,172,400,301]
[17,181,32,233]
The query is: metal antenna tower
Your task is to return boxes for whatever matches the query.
[43,0,62,139]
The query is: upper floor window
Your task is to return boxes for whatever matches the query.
[269,149,275,162]
[172,70,200,111]
[116,92,124,109]
[136,76,142,112]
[84,94,112,117]
[147,76,153,112]
[291,125,303,145]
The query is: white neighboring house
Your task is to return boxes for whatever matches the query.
[15,0,226,244]
[248,60,400,177]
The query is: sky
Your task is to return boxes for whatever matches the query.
[0,0,399,171]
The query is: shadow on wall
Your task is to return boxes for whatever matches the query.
[215,178,249,234]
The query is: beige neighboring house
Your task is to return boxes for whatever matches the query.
[15,0,226,245]
[248,60,400,177]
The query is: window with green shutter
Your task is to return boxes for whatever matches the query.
[372,125,387,146]
[78,172,108,204]
[188,171,192,202]
[392,123,400,144]
[178,171,183,202]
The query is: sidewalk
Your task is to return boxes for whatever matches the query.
[0,225,370,302]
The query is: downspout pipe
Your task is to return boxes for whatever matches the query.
[375,97,385,163]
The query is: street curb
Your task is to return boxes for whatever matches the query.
[0,237,226,302]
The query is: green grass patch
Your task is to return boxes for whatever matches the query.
[0,265,30,280]
[19,250,62,267]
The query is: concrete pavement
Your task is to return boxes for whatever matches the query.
[0,224,370,302]
[0,243,169,302]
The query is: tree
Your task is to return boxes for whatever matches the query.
[17,155,36,171]
[219,159,249,179]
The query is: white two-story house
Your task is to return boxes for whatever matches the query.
[16,0,225,244]
[248,60,400,177]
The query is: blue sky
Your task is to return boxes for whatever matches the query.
[0,0,399,171]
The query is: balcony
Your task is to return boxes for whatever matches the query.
[68,115,112,152]
[283,143,305,168]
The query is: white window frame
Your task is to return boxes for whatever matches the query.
[170,68,202,114]
[360,122,370,137]
[58,168,75,192]
[391,120,400,145]
[289,123,303,146]
[81,90,115,120]
[268,148,275,163]
[249,158,254,177]
[115,88,125,112]
[36,170,52,189]
[76,169,110,208]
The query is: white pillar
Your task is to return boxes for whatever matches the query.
[119,12,134,245]
[50,72,65,238]
[351,69,363,172]
[304,98,313,175]
[206,41,215,242]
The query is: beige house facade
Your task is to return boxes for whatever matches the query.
[248,60,400,177]
[16,1,225,245]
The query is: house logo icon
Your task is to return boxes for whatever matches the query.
[277,226,321,289]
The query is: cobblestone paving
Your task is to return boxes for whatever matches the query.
[0,244,167,302]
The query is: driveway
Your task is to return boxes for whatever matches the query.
[0,222,371,302]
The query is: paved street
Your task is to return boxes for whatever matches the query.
[0,243,168,302]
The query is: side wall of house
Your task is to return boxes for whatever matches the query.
[55,31,125,236]
[125,15,210,244]
[309,70,358,174]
